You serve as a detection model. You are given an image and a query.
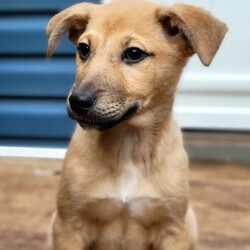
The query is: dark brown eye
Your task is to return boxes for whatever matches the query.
[78,43,90,60]
[123,47,147,64]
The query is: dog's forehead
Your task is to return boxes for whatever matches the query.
[88,1,163,35]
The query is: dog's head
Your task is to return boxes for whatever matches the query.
[47,0,227,131]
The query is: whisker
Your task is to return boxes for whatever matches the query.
[146,104,159,122]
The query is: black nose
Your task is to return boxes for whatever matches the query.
[69,91,96,115]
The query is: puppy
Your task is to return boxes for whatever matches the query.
[46,0,227,249]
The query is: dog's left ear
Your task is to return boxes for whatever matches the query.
[46,3,97,57]
[157,4,228,66]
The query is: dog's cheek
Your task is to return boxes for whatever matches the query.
[153,47,187,92]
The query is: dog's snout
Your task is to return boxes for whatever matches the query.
[69,91,97,115]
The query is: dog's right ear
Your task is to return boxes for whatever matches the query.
[46,3,97,57]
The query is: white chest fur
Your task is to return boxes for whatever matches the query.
[112,165,141,202]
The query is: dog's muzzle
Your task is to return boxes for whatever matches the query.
[67,91,138,131]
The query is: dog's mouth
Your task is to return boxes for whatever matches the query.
[72,104,139,131]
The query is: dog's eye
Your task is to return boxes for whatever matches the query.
[78,43,90,60]
[123,47,147,64]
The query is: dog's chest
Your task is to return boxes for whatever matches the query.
[82,164,169,227]
[94,164,160,202]
[111,165,141,202]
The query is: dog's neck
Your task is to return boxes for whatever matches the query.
[98,122,162,168]
[75,113,183,171]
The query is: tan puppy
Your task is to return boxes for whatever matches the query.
[47,0,227,249]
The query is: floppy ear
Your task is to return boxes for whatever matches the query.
[46,3,97,57]
[157,4,228,66]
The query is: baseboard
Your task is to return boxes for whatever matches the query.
[184,131,250,165]
[0,146,66,159]
[0,132,249,165]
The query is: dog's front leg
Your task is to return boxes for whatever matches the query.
[51,213,89,250]
[157,226,190,250]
